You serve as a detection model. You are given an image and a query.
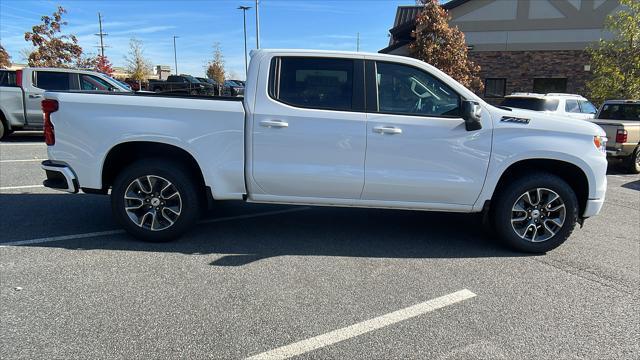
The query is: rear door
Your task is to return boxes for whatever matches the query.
[25,70,75,126]
[251,56,367,199]
[361,60,491,206]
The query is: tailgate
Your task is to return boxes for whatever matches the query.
[591,122,620,143]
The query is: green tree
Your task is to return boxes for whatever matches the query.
[409,0,483,92]
[0,44,10,68]
[587,0,640,104]
[24,6,83,67]
[125,38,152,84]
[205,42,225,85]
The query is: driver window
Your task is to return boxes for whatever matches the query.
[375,62,460,117]
[80,74,112,91]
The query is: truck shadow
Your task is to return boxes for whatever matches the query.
[0,193,527,265]
[621,179,640,191]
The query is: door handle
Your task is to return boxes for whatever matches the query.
[29,94,43,99]
[373,126,402,134]
[260,119,289,128]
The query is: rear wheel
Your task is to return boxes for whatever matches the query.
[625,146,640,174]
[492,173,579,253]
[111,159,201,242]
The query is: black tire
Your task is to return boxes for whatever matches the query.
[491,172,579,253]
[625,146,640,174]
[0,120,5,139]
[111,159,201,242]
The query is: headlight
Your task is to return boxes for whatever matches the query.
[593,136,607,153]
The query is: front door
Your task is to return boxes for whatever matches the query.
[251,56,366,199]
[362,60,491,206]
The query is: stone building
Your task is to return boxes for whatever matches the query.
[380,0,621,102]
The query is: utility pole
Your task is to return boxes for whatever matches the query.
[173,35,179,75]
[255,0,260,49]
[238,6,251,76]
[95,12,108,57]
[357,32,360,52]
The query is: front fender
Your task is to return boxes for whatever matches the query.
[473,129,608,211]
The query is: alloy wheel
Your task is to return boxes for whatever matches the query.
[124,175,182,231]
[510,188,566,242]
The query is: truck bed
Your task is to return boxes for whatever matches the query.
[44,90,247,199]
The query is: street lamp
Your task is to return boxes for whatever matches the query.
[238,6,251,76]
[255,0,260,49]
[173,35,179,75]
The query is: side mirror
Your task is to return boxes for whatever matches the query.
[462,100,482,131]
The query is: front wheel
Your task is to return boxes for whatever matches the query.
[492,173,579,253]
[111,159,201,242]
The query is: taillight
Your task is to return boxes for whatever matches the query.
[16,69,23,87]
[41,99,58,146]
[616,129,628,143]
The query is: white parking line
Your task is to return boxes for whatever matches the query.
[0,159,43,163]
[0,184,44,191]
[0,207,310,247]
[245,289,477,360]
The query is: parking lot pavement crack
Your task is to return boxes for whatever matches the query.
[529,257,636,296]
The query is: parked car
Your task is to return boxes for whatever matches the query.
[501,93,597,119]
[590,100,640,173]
[224,80,244,96]
[195,77,221,96]
[149,75,207,95]
[40,49,607,253]
[0,67,130,139]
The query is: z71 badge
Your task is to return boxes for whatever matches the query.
[501,116,530,124]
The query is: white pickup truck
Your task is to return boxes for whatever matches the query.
[40,49,608,253]
[0,67,130,138]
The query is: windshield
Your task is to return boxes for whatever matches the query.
[104,75,132,91]
[501,97,559,111]
[598,103,640,121]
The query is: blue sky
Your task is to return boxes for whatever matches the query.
[0,0,412,79]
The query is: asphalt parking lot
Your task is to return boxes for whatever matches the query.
[1,133,639,360]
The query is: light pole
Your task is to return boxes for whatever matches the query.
[173,35,179,75]
[238,6,251,76]
[255,0,260,49]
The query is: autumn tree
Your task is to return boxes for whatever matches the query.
[205,43,225,85]
[75,54,98,69]
[409,0,483,92]
[96,55,114,76]
[0,44,10,68]
[125,38,152,86]
[587,0,640,105]
[24,6,83,67]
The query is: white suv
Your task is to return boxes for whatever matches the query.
[501,93,597,120]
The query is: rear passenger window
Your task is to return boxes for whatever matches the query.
[35,72,71,90]
[270,57,354,111]
[565,99,580,113]
[0,71,17,87]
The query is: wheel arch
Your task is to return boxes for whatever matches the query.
[488,158,590,216]
[101,141,207,196]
